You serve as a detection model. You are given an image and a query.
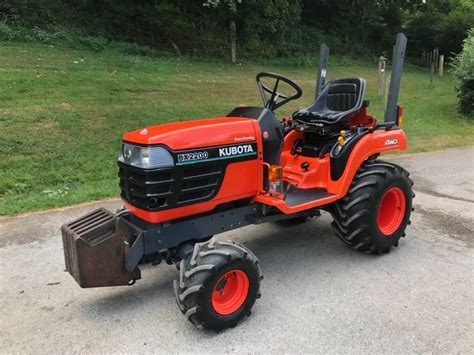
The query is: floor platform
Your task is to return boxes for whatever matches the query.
[284,185,334,206]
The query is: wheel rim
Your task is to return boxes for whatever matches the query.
[378,187,406,236]
[211,269,249,315]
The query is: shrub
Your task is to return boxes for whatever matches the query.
[114,42,153,56]
[30,27,51,42]
[51,30,77,45]
[0,23,14,41]
[0,24,154,57]
[451,29,474,117]
[78,36,108,52]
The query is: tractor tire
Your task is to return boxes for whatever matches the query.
[173,239,263,331]
[330,159,414,254]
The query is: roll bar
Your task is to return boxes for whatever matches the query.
[385,33,407,123]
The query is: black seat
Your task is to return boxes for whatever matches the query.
[293,78,366,125]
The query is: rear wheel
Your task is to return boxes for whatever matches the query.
[174,239,263,331]
[330,159,414,254]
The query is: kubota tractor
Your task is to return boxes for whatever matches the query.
[62,34,413,330]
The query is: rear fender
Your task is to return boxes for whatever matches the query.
[254,128,407,214]
[326,129,407,195]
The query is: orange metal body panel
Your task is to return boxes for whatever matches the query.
[125,160,261,223]
[254,129,408,213]
[122,113,408,221]
[281,129,303,152]
[122,117,264,224]
[281,154,331,189]
[123,117,259,149]
[349,107,377,129]
[279,130,330,189]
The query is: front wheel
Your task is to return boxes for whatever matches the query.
[173,239,263,331]
[330,159,414,254]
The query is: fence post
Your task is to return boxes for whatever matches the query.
[430,60,435,87]
[439,55,444,77]
[230,20,237,64]
[377,56,386,99]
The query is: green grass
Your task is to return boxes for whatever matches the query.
[1,42,473,215]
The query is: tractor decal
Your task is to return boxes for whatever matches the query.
[219,144,254,157]
[385,138,399,146]
[176,142,257,165]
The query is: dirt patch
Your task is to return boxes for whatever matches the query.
[110,87,160,94]
[411,174,474,203]
[415,206,474,248]
[126,88,160,93]
[414,185,474,203]
[0,226,48,248]
[58,102,73,110]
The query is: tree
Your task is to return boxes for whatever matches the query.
[203,0,242,63]
[0,0,471,60]
[404,0,474,57]
[451,28,474,117]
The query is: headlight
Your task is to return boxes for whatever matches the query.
[118,143,174,169]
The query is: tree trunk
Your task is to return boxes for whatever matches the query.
[169,39,182,58]
[230,20,237,64]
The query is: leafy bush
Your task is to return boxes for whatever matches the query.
[0,24,153,56]
[1,0,473,60]
[30,27,51,42]
[77,36,108,52]
[114,42,153,56]
[51,30,77,45]
[451,29,474,117]
[0,23,14,41]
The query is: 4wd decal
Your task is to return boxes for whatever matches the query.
[385,139,398,146]
[176,142,257,165]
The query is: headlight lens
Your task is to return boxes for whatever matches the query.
[118,143,174,169]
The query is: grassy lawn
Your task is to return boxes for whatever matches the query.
[1,42,473,215]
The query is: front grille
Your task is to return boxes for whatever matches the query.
[119,162,225,211]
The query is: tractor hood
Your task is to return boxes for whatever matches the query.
[123,117,260,150]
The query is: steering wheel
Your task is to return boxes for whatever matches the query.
[256,72,303,111]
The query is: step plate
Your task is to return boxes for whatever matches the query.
[284,185,334,206]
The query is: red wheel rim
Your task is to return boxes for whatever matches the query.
[378,187,406,235]
[211,269,249,315]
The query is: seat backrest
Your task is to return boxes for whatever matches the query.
[293,77,366,125]
[327,83,357,111]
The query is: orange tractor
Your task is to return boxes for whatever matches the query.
[62,34,413,330]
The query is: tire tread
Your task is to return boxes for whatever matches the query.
[330,159,413,254]
[174,239,263,331]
